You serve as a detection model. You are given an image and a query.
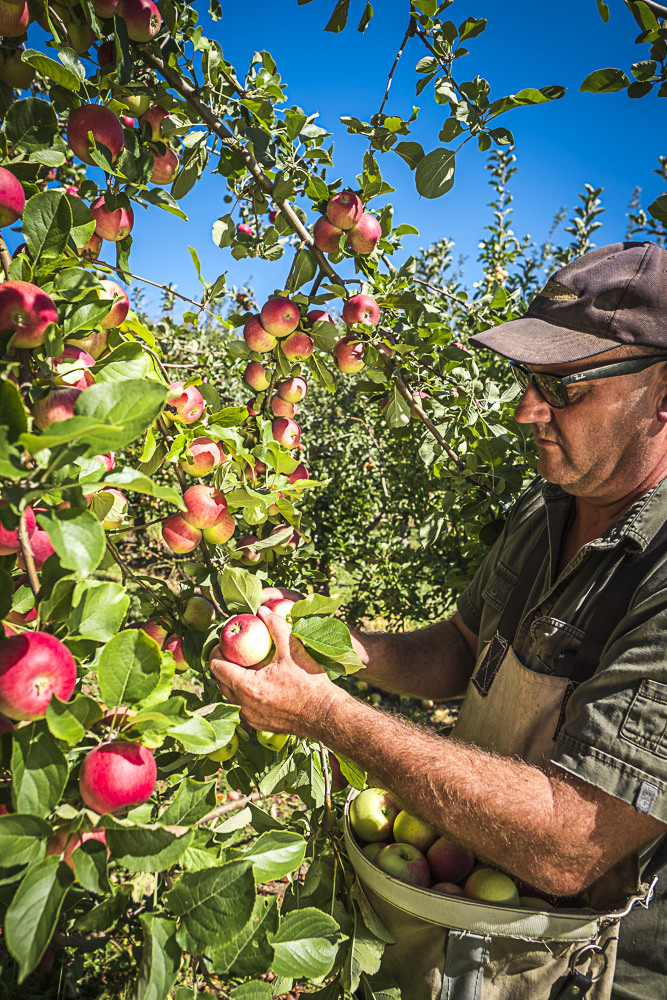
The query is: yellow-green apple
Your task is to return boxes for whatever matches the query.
[342,293,380,327]
[18,525,55,570]
[92,487,128,530]
[164,633,187,670]
[347,213,382,255]
[272,417,301,449]
[0,48,35,89]
[520,896,555,910]
[0,1,30,37]
[326,190,363,230]
[361,841,387,863]
[182,595,215,631]
[281,331,313,362]
[256,729,289,751]
[165,381,205,423]
[333,336,365,374]
[0,501,36,555]
[243,361,271,392]
[161,513,201,553]
[313,215,343,253]
[180,436,227,477]
[259,296,300,338]
[182,484,229,531]
[67,104,124,167]
[376,842,431,887]
[90,194,134,241]
[243,313,277,353]
[234,534,263,564]
[98,279,129,328]
[287,463,309,485]
[431,881,465,896]
[270,395,296,418]
[426,835,475,884]
[69,328,108,358]
[202,512,236,545]
[33,387,82,429]
[0,632,77,721]
[119,85,152,117]
[277,376,307,403]
[207,731,239,763]
[393,810,438,853]
[0,280,58,349]
[49,345,95,390]
[150,147,179,184]
[119,0,162,40]
[219,613,272,667]
[464,867,520,905]
[79,740,157,814]
[65,18,95,53]
[349,787,401,842]
[0,166,25,226]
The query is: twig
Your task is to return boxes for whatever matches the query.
[17,511,40,599]
[196,789,261,826]
[319,742,332,835]
[106,539,175,617]
[0,234,11,279]
[374,17,417,125]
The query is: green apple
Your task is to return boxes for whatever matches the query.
[464,867,520,906]
[207,732,239,763]
[256,729,289,752]
[376,842,431,887]
[349,787,401,843]
[393,809,438,853]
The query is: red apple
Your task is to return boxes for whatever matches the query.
[48,827,109,871]
[349,787,401,842]
[120,114,136,128]
[270,525,300,554]
[92,0,120,16]
[260,296,300,338]
[0,166,25,227]
[243,314,277,353]
[150,147,179,185]
[182,484,229,531]
[306,309,334,327]
[393,810,438,853]
[426,835,475,885]
[139,104,169,139]
[92,487,128,530]
[287,463,309,485]
[281,331,313,362]
[165,381,205,424]
[32,387,82,429]
[0,501,36,556]
[90,195,134,241]
[234,534,263,564]
[237,223,253,236]
[243,361,271,392]
[94,452,116,472]
[0,1,30,38]
[135,617,169,647]
[326,190,363,230]
[431,882,466,896]
[98,279,129,329]
[277,377,307,403]
[333,336,365,374]
[97,39,117,67]
[262,596,294,618]
[202,513,236,545]
[49,345,96,390]
[67,105,124,167]
[464,867,520,905]
[161,513,201,553]
[269,394,295,418]
[164,633,186,669]
[78,232,103,261]
[347,213,382,255]
[120,0,162,41]
[272,417,301,449]
[182,595,215,631]
[219,613,272,667]
[342,293,380,328]
[313,215,343,254]
[0,632,77,721]
[376,842,432,887]
[180,436,227,477]
[261,586,303,604]
[0,280,58,349]
[18,526,56,570]
[79,740,157,814]
[69,328,108,359]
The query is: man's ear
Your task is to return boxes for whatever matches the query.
[656,363,667,423]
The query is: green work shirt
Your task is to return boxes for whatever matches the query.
[457,475,667,999]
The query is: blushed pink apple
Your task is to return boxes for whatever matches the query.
[261,585,303,604]
[67,105,124,166]
[270,395,296,418]
[139,104,169,139]
[150,147,179,184]
[260,296,300,338]
[18,526,56,570]
[0,632,77,721]
[79,740,157,814]
[313,215,343,253]
[306,309,334,328]
[120,114,136,128]
[161,513,201,553]
[464,867,520,905]
[326,190,363,230]
[243,314,277,353]
[272,417,301,449]
[78,232,103,261]
[234,535,263,564]
[376,842,431,887]
[237,223,253,236]
[180,436,227,476]
[0,501,36,556]
[349,787,401,842]
[270,525,300,554]
[277,377,307,403]
[0,280,58,349]
[243,361,271,392]
[347,213,382,255]
[287,463,309,485]
[333,336,365,374]
[393,810,438,853]
[202,513,236,545]
[119,0,162,41]
[182,595,215,631]
[219,613,272,667]
[262,597,295,618]
[69,328,108,359]
[0,166,25,227]
[94,452,116,472]
[91,195,134,241]
[165,381,205,423]
[342,293,381,328]
[135,617,169,647]
[49,345,95,390]
[426,835,475,885]
[281,331,313,362]
[182,484,229,531]
[0,1,30,37]
[164,633,187,670]
[98,279,129,328]
[33,387,82,429]
[93,487,128,530]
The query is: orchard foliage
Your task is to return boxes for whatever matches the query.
[0,1,664,997]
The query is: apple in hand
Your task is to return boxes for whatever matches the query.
[259,296,300,338]
[393,810,438,853]
[376,842,432,887]
[67,105,125,166]
[0,280,58,349]
[262,596,295,618]
[79,740,157,814]
[219,614,272,667]
[256,729,289,751]
[464,867,520,905]
[0,632,77,721]
[426,835,475,884]
[0,166,25,227]
[207,731,239,763]
[349,787,401,842]
[261,586,303,604]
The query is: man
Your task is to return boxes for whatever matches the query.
[210,242,667,998]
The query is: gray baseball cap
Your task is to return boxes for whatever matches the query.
[470,241,667,364]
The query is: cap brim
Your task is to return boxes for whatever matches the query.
[469,317,620,364]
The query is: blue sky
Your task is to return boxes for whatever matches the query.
[14,1,667,316]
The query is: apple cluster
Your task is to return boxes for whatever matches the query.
[349,787,555,909]
[313,190,382,257]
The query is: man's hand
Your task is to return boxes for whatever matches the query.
[209,606,346,739]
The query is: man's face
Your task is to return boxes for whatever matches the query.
[512,348,667,501]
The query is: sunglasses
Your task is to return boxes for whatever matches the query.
[509,355,667,409]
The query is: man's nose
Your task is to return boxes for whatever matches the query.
[513,383,554,424]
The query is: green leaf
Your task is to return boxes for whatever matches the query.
[393,141,425,169]
[230,830,307,883]
[23,190,73,261]
[69,581,130,642]
[46,694,103,745]
[97,629,162,708]
[131,914,182,1000]
[580,68,630,93]
[268,907,342,979]
[0,814,51,867]
[103,467,184,508]
[93,343,153,383]
[458,16,486,41]
[165,861,256,952]
[4,858,73,982]
[208,897,278,977]
[219,565,263,614]
[37,509,105,579]
[73,380,167,450]
[415,148,456,199]
[11,725,69,817]
[4,96,60,150]
[159,778,217,827]
[290,248,317,291]
[291,616,363,677]
[325,0,350,31]
[649,193,667,224]
[21,49,83,90]
[104,825,194,874]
